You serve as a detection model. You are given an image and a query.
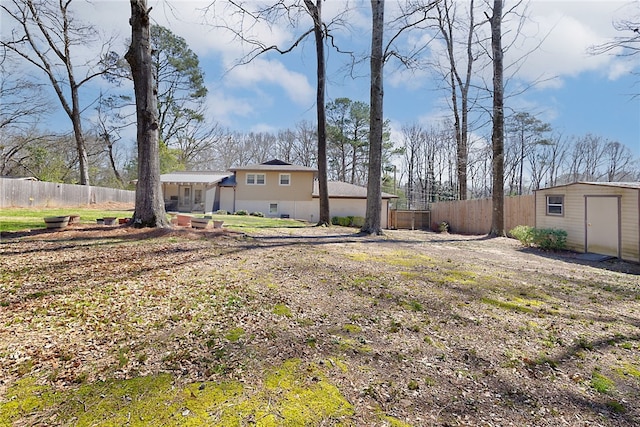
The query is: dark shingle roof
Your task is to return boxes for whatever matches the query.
[229,159,317,172]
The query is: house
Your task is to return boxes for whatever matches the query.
[534,182,640,262]
[159,170,230,212]
[227,159,318,219]
[160,160,398,228]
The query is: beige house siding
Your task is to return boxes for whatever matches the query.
[328,198,390,228]
[235,170,314,210]
[235,199,317,220]
[219,187,235,213]
[535,183,640,263]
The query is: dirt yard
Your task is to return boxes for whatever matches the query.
[1,224,639,426]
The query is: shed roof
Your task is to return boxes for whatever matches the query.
[312,180,398,199]
[160,171,231,185]
[536,181,640,191]
[229,159,317,173]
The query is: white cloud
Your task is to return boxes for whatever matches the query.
[225,58,314,106]
[510,1,638,83]
[204,89,255,127]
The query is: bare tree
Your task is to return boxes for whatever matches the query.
[589,5,640,94]
[126,0,169,228]
[400,123,423,209]
[362,0,438,234]
[0,0,120,185]
[292,120,318,167]
[362,0,386,235]
[0,59,50,133]
[602,140,634,181]
[206,0,351,226]
[488,0,505,237]
[433,0,482,200]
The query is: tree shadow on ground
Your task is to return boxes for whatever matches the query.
[516,246,640,275]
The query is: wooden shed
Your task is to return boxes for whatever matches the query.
[534,182,640,263]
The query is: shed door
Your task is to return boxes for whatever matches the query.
[585,196,619,257]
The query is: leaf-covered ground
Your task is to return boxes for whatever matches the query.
[1,224,639,426]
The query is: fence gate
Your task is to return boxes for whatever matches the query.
[389,210,431,230]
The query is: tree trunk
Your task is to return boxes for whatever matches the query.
[489,0,505,237]
[304,0,330,226]
[361,0,384,235]
[126,0,169,228]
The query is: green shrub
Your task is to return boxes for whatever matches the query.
[331,216,360,227]
[234,210,249,216]
[339,217,351,227]
[351,216,365,227]
[510,225,535,246]
[532,228,567,251]
[214,209,228,215]
[509,225,567,251]
[250,211,264,217]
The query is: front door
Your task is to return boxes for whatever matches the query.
[179,185,192,211]
[585,196,620,257]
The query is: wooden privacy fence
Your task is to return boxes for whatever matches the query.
[0,178,135,208]
[389,210,431,230]
[428,195,535,235]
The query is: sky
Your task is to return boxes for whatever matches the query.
[2,0,640,158]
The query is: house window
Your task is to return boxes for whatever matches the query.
[269,203,278,215]
[194,189,202,205]
[247,173,266,185]
[279,173,291,186]
[546,195,564,216]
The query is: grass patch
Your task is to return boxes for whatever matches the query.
[615,362,640,381]
[0,208,307,233]
[590,370,615,393]
[480,297,534,313]
[0,208,133,232]
[224,327,245,342]
[272,303,293,318]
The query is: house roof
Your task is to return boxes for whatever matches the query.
[229,159,317,173]
[536,181,640,191]
[313,180,398,199]
[160,171,231,185]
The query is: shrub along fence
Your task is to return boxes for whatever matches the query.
[429,195,535,235]
[0,178,135,208]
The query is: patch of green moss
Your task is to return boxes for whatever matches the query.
[480,297,533,313]
[590,370,615,394]
[326,357,349,373]
[69,374,181,425]
[399,271,420,279]
[272,303,292,318]
[0,377,61,424]
[352,276,377,287]
[216,359,353,426]
[441,270,477,285]
[342,323,362,334]
[1,359,353,426]
[615,362,640,381]
[348,251,433,269]
[374,406,414,426]
[336,337,372,355]
[225,327,245,342]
